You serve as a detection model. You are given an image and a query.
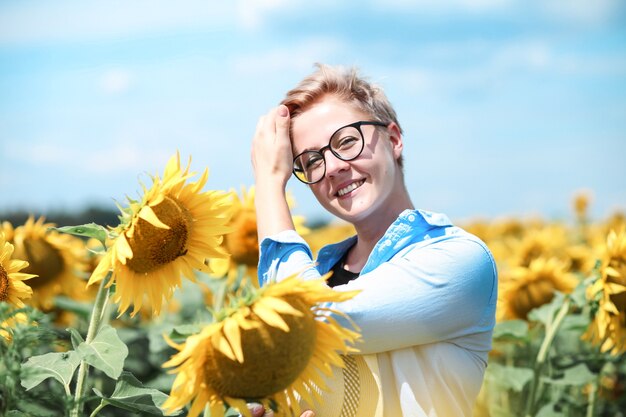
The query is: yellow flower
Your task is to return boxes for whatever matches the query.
[88,152,234,316]
[510,225,569,268]
[584,227,626,354]
[3,217,86,310]
[304,221,356,258]
[0,232,36,307]
[499,257,578,321]
[0,311,30,343]
[573,189,592,221]
[211,186,309,286]
[162,275,361,417]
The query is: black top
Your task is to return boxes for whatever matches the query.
[327,250,360,288]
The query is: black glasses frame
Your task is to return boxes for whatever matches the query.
[292,120,388,184]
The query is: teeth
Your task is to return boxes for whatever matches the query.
[337,180,364,196]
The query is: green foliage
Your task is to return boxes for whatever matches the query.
[21,351,81,392]
[76,325,129,379]
[479,288,626,417]
[0,305,68,416]
[93,372,181,415]
[50,223,109,248]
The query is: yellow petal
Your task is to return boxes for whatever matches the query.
[223,318,244,363]
[253,303,289,332]
[138,205,171,229]
[258,296,304,317]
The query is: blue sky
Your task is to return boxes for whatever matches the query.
[1,0,625,225]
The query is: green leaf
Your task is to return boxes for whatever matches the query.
[543,363,596,386]
[68,328,85,350]
[6,411,28,417]
[16,402,60,417]
[55,296,93,318]
[486,363,534,392]
[21,351,81,391]
[536,401,565,417]
[492,319,529,342]
[570,280,589,308]
[93,371,180,415]
[560,314,589,332]
[50,223,108,247]
[528,292,565,326]
[76,325,128,379]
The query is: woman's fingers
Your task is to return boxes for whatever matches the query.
[251,105,293,186]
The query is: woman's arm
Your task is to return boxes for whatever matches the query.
[332,237,498,354]
[251,105,296,240]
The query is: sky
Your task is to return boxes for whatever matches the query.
[1,0,625,225]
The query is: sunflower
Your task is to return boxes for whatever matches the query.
[499,257,578,321]
[0,232,36,307]
[509,226,569,268]
[303,221,356,258]
[211,186,309,286]
[583,227,626,354]
[3,217,86,310]
[0,311,29,343]
[573,189,592,222]
[162,275,361,417]
[88,152,234,316]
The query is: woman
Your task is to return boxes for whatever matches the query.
[250,64,497,416]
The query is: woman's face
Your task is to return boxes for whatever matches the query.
[291,95,404,224]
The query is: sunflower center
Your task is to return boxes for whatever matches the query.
[224,211,259,266]
[607,258,626,312]
[126,196,193,274]
[204,295,317,398]
[513,278,555,319]
[0,264,9,302]
[15,238,65,289]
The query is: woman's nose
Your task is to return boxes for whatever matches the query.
[323,150,351,178]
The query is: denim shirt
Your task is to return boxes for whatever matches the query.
[258,209,498,360]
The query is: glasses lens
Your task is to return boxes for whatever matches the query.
[294,151,325,183]
[330,126,364,161]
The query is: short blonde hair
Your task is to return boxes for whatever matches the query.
[280,63,402,134]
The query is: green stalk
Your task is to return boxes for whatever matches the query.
[69,276,111,417]
[524,297,571,417]
[88,401,108,417]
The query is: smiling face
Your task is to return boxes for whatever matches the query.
[291,94,407,225]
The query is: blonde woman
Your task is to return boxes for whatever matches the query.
[250,64,497,417]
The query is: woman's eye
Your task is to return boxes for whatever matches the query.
[305,154,323,170]
[336,136,359,150]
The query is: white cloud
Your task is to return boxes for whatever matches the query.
[371,0,512,13]
[538,0,623,26]
[100,69,132,95]
[0,0,234,45]
[8,140,171,175]
[231,37,347,75]
[235,0,290,30]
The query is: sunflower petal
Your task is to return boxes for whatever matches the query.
[253,303,290,332]
[223,318,244,363]
[138,205,171,229]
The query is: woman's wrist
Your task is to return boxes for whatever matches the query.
[254,179,295,240]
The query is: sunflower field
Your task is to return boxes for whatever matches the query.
[1,153,624,417]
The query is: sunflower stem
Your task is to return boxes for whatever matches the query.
[88,401,107,417]
[70,275,111,417]
[524,297,571,417]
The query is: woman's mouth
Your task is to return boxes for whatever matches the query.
[337,179,365,197]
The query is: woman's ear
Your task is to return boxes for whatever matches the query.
[386,122,403,160]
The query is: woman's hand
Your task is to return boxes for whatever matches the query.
[251,105,293,188]
[251,105,297,240]
[248,403,315,417]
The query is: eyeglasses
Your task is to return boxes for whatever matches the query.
[292,120,388,184]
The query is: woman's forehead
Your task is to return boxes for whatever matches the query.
[291,98,369,150]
